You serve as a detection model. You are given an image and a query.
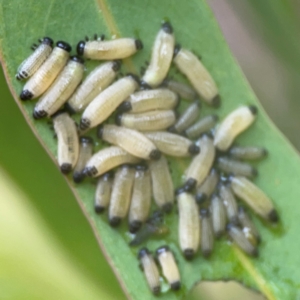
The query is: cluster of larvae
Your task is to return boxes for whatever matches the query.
[16,22,279,295]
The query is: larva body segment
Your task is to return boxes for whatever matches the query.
[94,172,113,213]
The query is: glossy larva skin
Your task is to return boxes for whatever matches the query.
[80,75,139,130]
[84,146,140,178]
[79,38,141,60]
[148,155,174,213]
[184,135,215,189]
[217,157,257,178]
[156,246,181,290]
[16,38,53,80]
[177,191,200,260]
[120,88,178,113]
[99,124,160,160]
[163,79,197,101]
[185,114,218,139]
[94,172,113,213]
[73,137,93,183]
[219,184,239,224]
[119,110,176,131]
[34,58,84,118]
[139,248,161,295]
[53,112,79,174]
[128,166,152,233]
[143,131,199,157]
[173,48,219,106]
[211,194,227,238]
[195,168,219,204]
[229,146,267,160]
[108,165,135,226]
[171,100,201,133]
[67,61,120,113]
[230,176,278,222]
[142,23,175,87]
[20,44,70,100]
[214,106,257,151]
[200,209,214,257]
[227,224,258,257]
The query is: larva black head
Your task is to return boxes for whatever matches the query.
[56,41,72,52]
[80,136,93,145]
[171,281,181,291]
[140,80,152,90]
[248,105,258,115]
[167,125,177,134]
[183,178,197,192]
[103,171,113,180]
[195,193,207,204]
[183,249,194,260]
[64,102,77,115]
[129,221,142,233]
[109,216,121,227]
[152,286,161,296]
[262,148,268,157]
[162,202,173,213]
[127,73,140,86]
[112,60,122,72]
[211,95,221,108]
[161,21,173,34]
[97,125,104,138]
[71,55,84,64]
[135,39,143,50]
[188,144,200,155]
[148,210,164,224]
[115,113,123,126]
[20,89,33,101]
[33,109,47,120]
[60,163,72,174]
[79,118,91,130]
[149,149,161,160]
[156,245,170,256]
[175,186,186,196]
[51,109,68,119]
[200,208,210,217]
[138,247,150,259]
[42,37,54,46]
[76,40,86,56]
[83,166,98,177]
[94,205,105,214]
[118,101,132,113]
[73,171,85,183]
[268,209,279,223]
[135,164,148,171]
[173,44,181,58]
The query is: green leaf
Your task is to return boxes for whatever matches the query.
[0,0,299,299]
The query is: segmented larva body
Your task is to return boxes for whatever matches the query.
[83,146,140,178]
[66,61,121,113]
[156,246,181,290]
[98,124,161,160]
[230,176,278,223]
[16,37,53,80]
[143,131,199,157]
[128,165,152,233]
[108,164,135,226]
[173,47,220,106]
[118,88,179,113]
[177,190,200,260]
[229,146,268,161]
[77,37,143,60]
[142,22,175,88]
[148,155,174,213]
[200,209,214,257]
[211,194,227,238]
[214,106,257,151]
[52,111,79,174]
[117,110,176,132]
[163,79,197,101]
[80,75,139,130]
[20,41,71,100]
[94,172,113,213]
[33,56,84,119]
[219,183,239,224]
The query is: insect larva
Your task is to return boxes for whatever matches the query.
[141,22,175,88]
[184,135,215,191]
[238,206,261,244]
[169,100,201,133]
[117,110,176,132]
[173,46,220,106]
[195,168,219,204]
[73,136,93,183]
[33,56,84,119]
[229,146,268,160]
[213,106,257,151]
[184,114,218,139]
[138,248,161,295]
[230,176,279,223]
[20,41,71,100]
[97,124,161,160]
[80,74,139,130]
[226,223,258,257]
[83,146,140,178]
[143,131,199,157]
[94,172,113,213]
[162,78,197,101]
[16,37,53,80]
[219,183,239,224]
[52,111,79,174]
[118,88,179,113]
[77,37,143,60]
[108,164,135,226]
[156,246,181,290]
[211,194,227,238]
[200,209,214,257]
[66,61,121,113]
[129,165,152,233]
[148,155,174,213]
[177,189,200,260]
[217,157,257,178]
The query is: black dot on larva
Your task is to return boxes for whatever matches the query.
[188,144,200,155]
[94,205,105,214]
[109,216,121,227]
[77,41,85,56]
[135,39,143,50]
[162,202,173,213]
[149,149,161,160]
[60,163,72,174]
[183,249,194,260]
[268,209,279,223]
[212,95,221,108]
[20,90,33,101]
[129,221,142,233]
[171,281,181,291]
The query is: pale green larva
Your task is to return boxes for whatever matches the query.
[200,208,214,257]
[219,183,239,224]
[94,172,113,213]
[163,78,197,101]
[229,146,268,161]
[211,194,227,238]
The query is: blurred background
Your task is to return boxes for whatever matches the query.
[0,0,299,299]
